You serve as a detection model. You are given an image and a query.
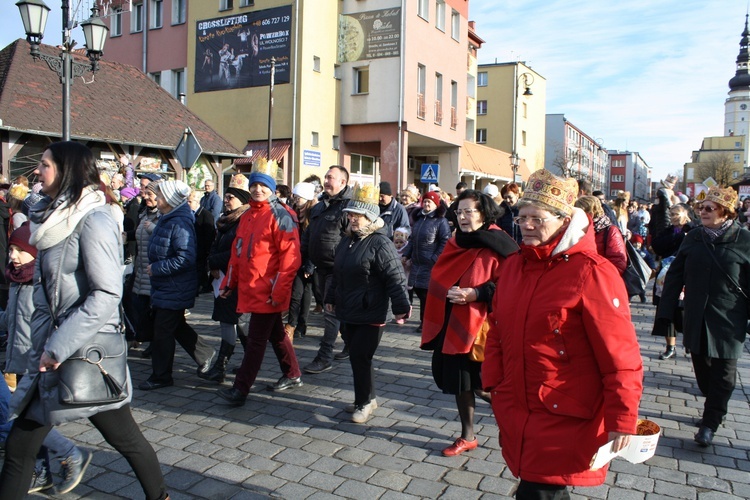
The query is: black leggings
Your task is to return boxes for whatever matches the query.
[0,404,167,500]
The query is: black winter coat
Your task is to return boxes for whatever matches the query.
[208,209,244,324]
[326,222,410,325]
[657,223,750,358]
[301,186,352,273]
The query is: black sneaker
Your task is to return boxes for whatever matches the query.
[57,448,92,494]
[28,464,53,493]
[268,376,303,392]
[303,357,332,374]
[217,387,248,406]
[333,347,350,360]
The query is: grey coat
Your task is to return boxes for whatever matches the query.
[11,206,130,426]
[131,207,159,296]
[0,280,35,374]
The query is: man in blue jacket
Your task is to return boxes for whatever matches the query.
[199,179,223,224]
[378,181,410,240]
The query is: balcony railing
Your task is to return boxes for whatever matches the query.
[417,93,426,120]
[434,101,443,125]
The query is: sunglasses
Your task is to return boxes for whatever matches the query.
[699,205,720,213]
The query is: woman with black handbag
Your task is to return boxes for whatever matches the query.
[655,186,750,448]
[0,142,168,499]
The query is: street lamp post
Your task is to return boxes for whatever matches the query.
[511,67,534,183]
[16,0,108,141]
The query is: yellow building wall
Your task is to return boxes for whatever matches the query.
[683,135,745,184]
[187,0,341,183]
[476,62,546,173]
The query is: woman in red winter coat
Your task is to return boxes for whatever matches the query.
[482,170,643,499]
[574,195,627,273]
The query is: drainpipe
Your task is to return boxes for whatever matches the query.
[396,0,406,192]
[291,0,300,186]
[142,0,148,73]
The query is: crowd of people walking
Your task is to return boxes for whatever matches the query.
[0,144,747,498]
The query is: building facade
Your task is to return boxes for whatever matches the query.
[475,62,546,176]
[607,150,651,203]
[545,113,608,192]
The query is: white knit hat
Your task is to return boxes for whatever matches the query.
[292,182,316,202]
[158,180,191,208]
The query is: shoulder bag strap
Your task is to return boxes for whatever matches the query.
[701,231,748,300]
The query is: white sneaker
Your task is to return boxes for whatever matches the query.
[345,398,377,414]
[351,401,375,423]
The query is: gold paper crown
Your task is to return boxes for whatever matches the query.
[251,158,280,178]
[228,173,250,192]
[522,169,578,215]
[705,186,738,212]
[352,182,379,205]
[8,183,29,201]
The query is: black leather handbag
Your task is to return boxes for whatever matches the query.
[57,332,128,405]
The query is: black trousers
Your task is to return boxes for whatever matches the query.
[414,287,428,325]
[691,353,738,431]
[150,307,214,383]
[0,405,166,500]
[287,269,313,334]
[515,480,570,500]
[347,323,384,406]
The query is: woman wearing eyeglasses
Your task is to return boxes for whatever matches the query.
[650,203,695,359]
[654,187,750,448]
[421,190,518,456]
[200,175,251,383]
[483,170,643,499]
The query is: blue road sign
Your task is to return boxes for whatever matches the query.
[420,163,439,183]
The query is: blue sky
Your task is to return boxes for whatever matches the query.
[470,0,749,180]
[1,1,747,181]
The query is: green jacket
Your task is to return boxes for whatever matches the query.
[657,222,750,358]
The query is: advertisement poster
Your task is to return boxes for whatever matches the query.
[195,5,292,93]
[337,8,402,63]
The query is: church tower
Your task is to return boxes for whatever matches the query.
[725,15,750,139]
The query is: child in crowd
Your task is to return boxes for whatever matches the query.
[393,227,412,321]
[0,223,91,494]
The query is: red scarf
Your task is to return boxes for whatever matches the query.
[421,238,504,354]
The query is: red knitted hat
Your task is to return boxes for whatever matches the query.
[421,190,441,207]
[9,222,37,258]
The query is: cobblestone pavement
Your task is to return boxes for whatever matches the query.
[4,293,750,499]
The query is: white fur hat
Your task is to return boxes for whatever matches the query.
[292,182,316,202]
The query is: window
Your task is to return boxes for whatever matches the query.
[477,100,487,115]
[332,136,340,150]
[417,64,426,119]
[734,170,740,179]
[611,175,624,182]
[735,154,741,162]
[220,0,233,11]
[476,129,487,143]
[313,56,321,72]
[451,10,460,41]
[131,2,143,33]
[351,154,375,176]
[172,0,186,24]
[477,72,487,87]
[418,0,429,21]
[172,69,185,101]
[610,190,619,198]
[311,132,319,147]
[354,67,369,94]
[334,64,341,79]
[522,130,527,146]
[736,141,742,148]
[435,0,445,31]
[150,0,163,29]
[111,8,122,36]
[522,102,527,118]
[240,0,254,6]
[149,71,161,86]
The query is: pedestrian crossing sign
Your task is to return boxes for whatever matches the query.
[421,163,439,183]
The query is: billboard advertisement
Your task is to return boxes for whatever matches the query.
[337,8,402,63]
[195,5,292,93]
